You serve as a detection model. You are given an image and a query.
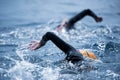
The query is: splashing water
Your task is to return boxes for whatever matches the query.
[0,21,120,80]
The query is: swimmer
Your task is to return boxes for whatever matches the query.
[56,9,103,32]
[28,32,97,64]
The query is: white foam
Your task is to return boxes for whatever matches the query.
[41,67,60,80]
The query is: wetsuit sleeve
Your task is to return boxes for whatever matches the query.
[40,32,76,54]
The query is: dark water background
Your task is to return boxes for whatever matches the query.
[0,0,120,80]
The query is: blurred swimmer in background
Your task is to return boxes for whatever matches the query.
[56,9,103,32]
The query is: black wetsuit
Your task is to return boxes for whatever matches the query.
[66,9,99,30]
[40,32,83,63]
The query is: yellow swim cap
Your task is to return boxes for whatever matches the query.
[79,50,97,60]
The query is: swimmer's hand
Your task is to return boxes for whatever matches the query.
[95,17,103,22]
[28,41,41,50]
[56,18,67,32]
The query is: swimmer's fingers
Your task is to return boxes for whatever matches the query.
[61,18,67,25]
[31,43,40,50]
[29,41,39,46]
[28,44,34,50]
[28,42,35,49]
[28,44,37,50]
[28,41,40,50]
[28,41,36,47]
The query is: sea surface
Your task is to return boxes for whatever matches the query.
[0,0,120,80]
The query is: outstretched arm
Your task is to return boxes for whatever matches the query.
[28,32,75,53]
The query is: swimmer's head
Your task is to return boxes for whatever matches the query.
[79,50,97,60]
